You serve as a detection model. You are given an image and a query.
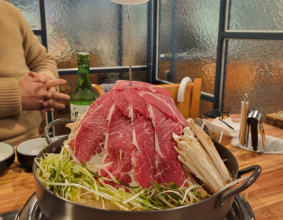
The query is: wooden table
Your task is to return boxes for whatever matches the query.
[0,123,283,219]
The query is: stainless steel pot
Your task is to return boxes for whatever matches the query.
[33,119,261,220]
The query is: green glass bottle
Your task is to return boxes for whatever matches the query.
[70,52,98,121]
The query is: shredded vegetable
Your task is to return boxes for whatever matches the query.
[36,147,208,211]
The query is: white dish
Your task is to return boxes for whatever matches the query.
[17,138,58,156]
[0,142,14,162]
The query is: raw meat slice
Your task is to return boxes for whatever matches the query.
[124,89,150,118]
[112,90,130,117]
[102,90,114,119]
[153,93,188,128]
[84,95,104,119]
[70,105,108,164]
[131,112,157,187]
[149,105,188,186]
[70,95,105,137]
[138,91,188,128]
[103,106,138,186]
[138,91,179,123]
[123,90,158,187]
[115,80,171,96]
[154,154,188,186]
[115,80,152,90]
[70,80,190,188]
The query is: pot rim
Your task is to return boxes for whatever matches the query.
[33,137,238,214]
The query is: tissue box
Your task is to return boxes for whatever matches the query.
[266,111,283,129]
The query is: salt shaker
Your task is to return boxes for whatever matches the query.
[239,94,249,146]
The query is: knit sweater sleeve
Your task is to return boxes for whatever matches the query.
[20,11,59,80]
[0,79,22,118]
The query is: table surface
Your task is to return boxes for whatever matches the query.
[0,121,283,220]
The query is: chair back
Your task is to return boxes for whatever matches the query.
[156,78,202,119]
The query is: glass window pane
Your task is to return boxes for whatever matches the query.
[54,71,147,135]
[200,100,213,119]
[45,0,147,69]
[158,0,219,94]
[223,39,283,120]
[8,0,41,30]
[228,0,283,31]
[121,5,148,67]
[36,35,42,43]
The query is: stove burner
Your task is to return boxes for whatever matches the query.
[0,193,254,220]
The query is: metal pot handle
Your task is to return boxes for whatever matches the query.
[216,165,262,209]
[44,118,73,145]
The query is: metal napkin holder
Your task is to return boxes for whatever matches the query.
[245,110,266,152]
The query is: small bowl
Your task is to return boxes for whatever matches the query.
[17,138,58,168]
[0,142,15,174]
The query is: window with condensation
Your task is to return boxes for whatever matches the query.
[7,0,283,132]
[7,0,148,135]
[215,0,283,121]
[155,0,220,118]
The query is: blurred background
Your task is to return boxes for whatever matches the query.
[6,0,283,135]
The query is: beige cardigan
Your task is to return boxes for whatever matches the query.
[0,1,58,145]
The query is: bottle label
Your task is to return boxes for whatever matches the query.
[70,104,90,122]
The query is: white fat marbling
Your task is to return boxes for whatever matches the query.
[87,148,108,167]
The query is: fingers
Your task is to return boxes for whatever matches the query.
[51,102,66,110]
[28,72,38,78]
[47,87,70,101]
[42,101,65,111]
[47,87,56,99]
[29,72,52,84]
[42,98,66,111]
[44,79,67,89]
[32,74,51,84]
[37,75,50,84]
[43,99,54,108]
[52,92,70,101]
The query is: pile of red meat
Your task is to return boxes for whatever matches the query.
[70,80,189,188]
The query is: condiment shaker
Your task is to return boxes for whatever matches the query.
[246,110,266,152]
[239,94,249,146]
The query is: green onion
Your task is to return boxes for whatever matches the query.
[36,148,207,211]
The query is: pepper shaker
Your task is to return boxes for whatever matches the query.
[239,94,249,146]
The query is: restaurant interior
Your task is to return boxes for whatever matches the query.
[0,0,283,220]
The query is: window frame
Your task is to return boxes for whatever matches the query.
[149,0,215,103]
[214,0,283,110]
[35,0,151,136]
[34,0,283,132]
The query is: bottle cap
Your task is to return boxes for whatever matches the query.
[77,52,90,63]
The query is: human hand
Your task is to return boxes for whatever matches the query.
[28,72,70,112]
[19,74,68,112]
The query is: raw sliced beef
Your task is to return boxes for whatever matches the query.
[132,112,157,188]
[137,91,179,123]
[70,104,108,164]
[69,80,190,188]
[149,105,188,186]
[124,89,149,118]
[115,80,171,97]
[103,106,137,186]
[112,89,130,117]
[153,93,188,128]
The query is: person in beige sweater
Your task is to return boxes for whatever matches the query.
[0,1,70,145]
